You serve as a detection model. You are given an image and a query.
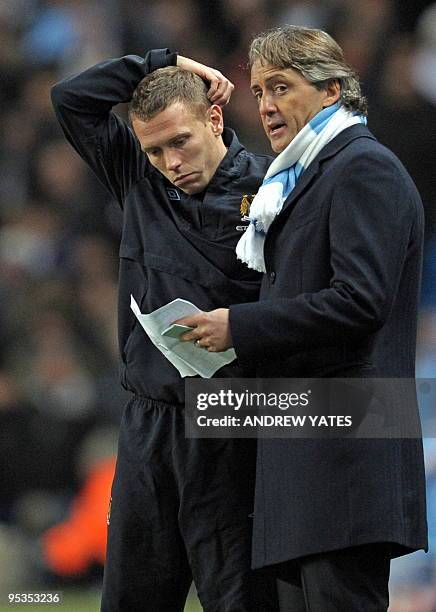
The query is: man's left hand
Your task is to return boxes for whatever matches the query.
[176,309,232,352]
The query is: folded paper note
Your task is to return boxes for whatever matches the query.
[130,295,237,378]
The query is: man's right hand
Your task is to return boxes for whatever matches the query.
[177,56,234,106]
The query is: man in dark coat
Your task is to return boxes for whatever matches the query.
[179,26,428,611]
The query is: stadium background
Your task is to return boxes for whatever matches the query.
[0,0,435,610]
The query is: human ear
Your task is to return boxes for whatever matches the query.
[322,79,341,107]
[208,104,224,135]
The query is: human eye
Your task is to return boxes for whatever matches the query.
[274,83,288,95]
[172,136,188,148]
[143,147,160,157]
[252,89,262,103]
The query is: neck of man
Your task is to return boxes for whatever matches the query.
[211,136,228,176]
[193,138,228,200]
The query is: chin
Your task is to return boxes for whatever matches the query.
[275,137,293,154]
[178,177,206,195]
[183,183,204,195]
[270,141,284,154]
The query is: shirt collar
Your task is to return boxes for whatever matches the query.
[207,128,245,188]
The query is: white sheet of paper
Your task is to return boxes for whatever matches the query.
[130,295,236,378]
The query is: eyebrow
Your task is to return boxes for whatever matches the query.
[141,131,191,153]
[250,73,289,92]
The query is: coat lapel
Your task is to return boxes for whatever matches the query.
[278,125,376,217]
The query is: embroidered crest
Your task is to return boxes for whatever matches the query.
[166,188,181,201]
[240,194,255,217]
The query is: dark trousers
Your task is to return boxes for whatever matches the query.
[101,396,278,612]
[275,544,391,611]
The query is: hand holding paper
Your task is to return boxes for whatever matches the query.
[176,309,233,352]
[130,296,236,378]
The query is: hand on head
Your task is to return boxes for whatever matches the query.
[177,56,234,106]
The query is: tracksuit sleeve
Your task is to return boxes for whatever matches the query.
[50,49,177,207]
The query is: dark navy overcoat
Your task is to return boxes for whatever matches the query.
[230,125,428,568]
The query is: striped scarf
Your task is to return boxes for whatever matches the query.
[236,103,367,272]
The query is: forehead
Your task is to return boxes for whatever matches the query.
[250,60,305,87]
[132,101,203,147]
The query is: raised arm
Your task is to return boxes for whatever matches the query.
[176,56,234,106]
[51,49,177,206]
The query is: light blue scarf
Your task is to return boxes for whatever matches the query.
[236,103,367,272]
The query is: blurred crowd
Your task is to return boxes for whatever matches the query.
[0,0,435,609]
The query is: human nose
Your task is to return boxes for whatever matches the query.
[259,92,277,117]
[164,150,182,172]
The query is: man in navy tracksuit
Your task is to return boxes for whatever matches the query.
[51,50,276,611]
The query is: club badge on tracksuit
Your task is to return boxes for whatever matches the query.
[236,194,256,231]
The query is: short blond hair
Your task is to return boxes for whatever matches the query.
[129,66,210,122]
[249,25,367,114]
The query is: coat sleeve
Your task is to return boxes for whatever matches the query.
[229,150,422,363]
[50,49,177,207]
